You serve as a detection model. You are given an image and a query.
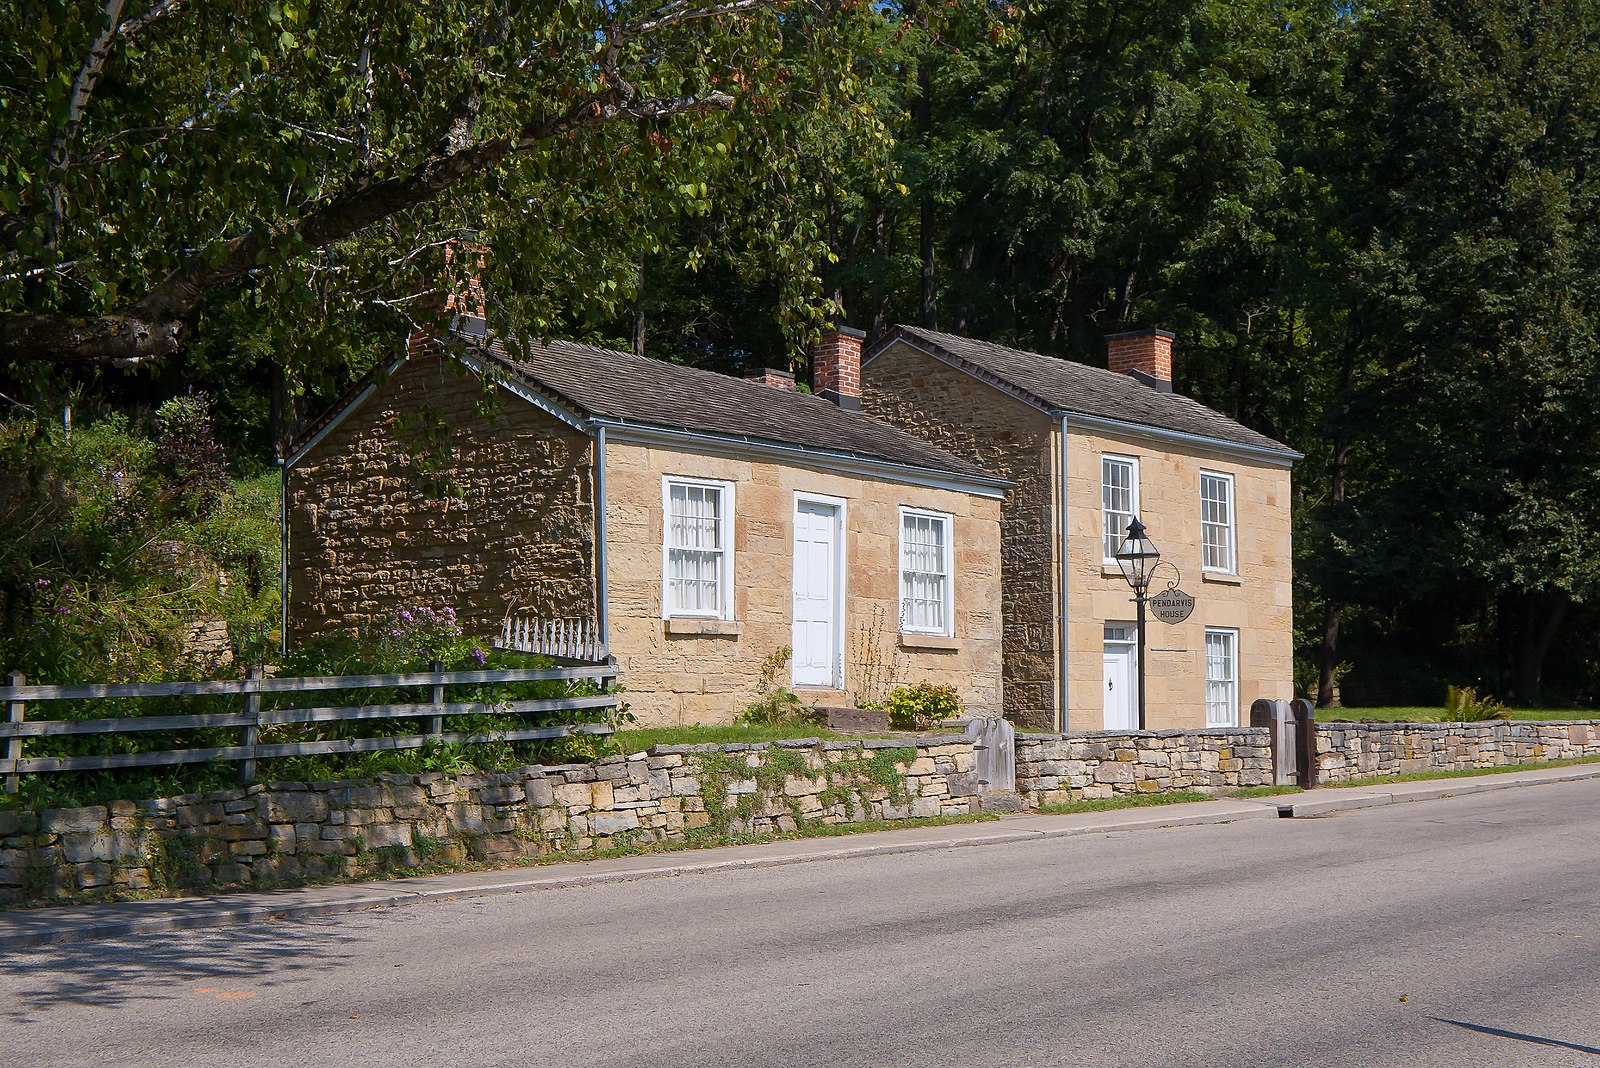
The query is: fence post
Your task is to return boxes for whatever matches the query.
[240,665,261,783]
[1291,698,1318,788]
[4,672,23,795]
[429,659,445,739]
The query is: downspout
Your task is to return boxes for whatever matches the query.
[1057,415,1070,735]
[594,425,609,648]
[279,457,290,659]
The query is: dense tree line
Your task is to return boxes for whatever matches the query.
[5,0,1598,704]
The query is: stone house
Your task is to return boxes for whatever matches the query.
[284,315,1009,727]
[860,326,1301,732]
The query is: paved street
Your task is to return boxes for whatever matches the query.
[4,779,1599,1067]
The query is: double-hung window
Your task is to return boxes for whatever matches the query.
[1200,471,1236,573]
[1102,456,1140,561]
[1205,628,1239,727]
[899,508,953,635]
[663,477,733,618]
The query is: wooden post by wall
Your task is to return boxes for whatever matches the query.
[240,665,262,783]
[429,660,445,739]
[1250,698,1297,787]
[4,672,22,795]
[1291,698,1318,788]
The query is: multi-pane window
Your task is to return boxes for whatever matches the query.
[1102,456,1139,561]
[1205,628,1239,727]
[664,479,731,617]
[900,508,953,635]
[1200,472,1236,573]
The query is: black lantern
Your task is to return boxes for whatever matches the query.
[1113,518,1161,730]
[1114,518,1162,592]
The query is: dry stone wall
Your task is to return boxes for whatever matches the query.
[0,737,976,902]
[1015,728,1273,805]
[1315,720,1600,783]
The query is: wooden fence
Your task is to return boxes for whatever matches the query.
[1,662,621,792]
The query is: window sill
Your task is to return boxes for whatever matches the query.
[663,617,743,637]
[899,633,961,652]
[1100,563,1127,578]
[1202,571,1243,586]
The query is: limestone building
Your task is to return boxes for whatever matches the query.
[861,326,1300,732]
[285,317,1008,727]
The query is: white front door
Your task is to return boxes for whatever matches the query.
[792,499,843,688]
[1103,625,1137,730]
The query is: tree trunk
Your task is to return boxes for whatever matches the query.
[631,249,647,358]
[1512,591,1567,706]
[1316,337,1357,709]
[1316,601,1343,709]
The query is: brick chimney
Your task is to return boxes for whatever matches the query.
[745,368,798,390]
[811,326,865,410]
[1106,328,1175,392]
[443,242,487,335]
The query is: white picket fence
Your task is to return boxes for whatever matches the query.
[496,616,608,662]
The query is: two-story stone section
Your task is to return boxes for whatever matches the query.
[285,307,1010,727]
[862,326,1300,732]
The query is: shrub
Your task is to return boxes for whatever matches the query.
[1445,684,1508,722]
[885,682,962,732]
[737,647,810,726]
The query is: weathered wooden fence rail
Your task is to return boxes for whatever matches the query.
[1,663,621,791]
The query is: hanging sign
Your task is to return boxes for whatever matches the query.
[1149,588,1196,625]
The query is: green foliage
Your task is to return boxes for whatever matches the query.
[1443,685,1508,724]
[884,682,961,732]
[0,401,279,684]
[736,647,811,727]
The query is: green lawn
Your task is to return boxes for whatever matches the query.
[1324,707,1597,723]
[610,723,916,751]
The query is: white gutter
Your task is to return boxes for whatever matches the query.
[279,458,290,658]
[594,425,609,647]
[1059,411,1302,468]
[1057,416,1071,735]
[591,419,1012,499]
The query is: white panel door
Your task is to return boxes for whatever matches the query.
[792,500,842,688]
[1103,638,1136,731]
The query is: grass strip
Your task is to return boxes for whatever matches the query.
[1335,753,1600,789]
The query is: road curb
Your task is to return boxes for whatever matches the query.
[0,803,1271,949]
[1272,764,1600,818]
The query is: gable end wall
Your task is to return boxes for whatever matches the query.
[863,341,1060,728]
[287,356,597,644]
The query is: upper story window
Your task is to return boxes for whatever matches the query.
[1101,455,1140,562]
[900,507,953,635]
[1200,471,1236,573]
[663,477,733,618]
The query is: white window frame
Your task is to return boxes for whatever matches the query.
[1101,454,1140,563]
[661,476,735,620]
[898,506,955,637]
[1200,471,1237,574]
[1205,628,1240,727]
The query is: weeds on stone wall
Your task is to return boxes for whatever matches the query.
[691,743,917,837]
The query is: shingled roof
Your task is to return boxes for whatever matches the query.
[471,334,1005,486]
[873,326,1298,459]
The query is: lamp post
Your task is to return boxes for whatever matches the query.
[1114,518,1161,731]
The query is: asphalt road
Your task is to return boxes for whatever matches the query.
[4,780,1599,1068]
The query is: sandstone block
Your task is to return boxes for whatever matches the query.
[267,793,328,824]
[75,862,114,889]
[40,806,108,834]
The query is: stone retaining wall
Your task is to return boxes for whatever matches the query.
[1314,720,1600,784]
[1014,728,1273,806]
[0,737,977,902]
